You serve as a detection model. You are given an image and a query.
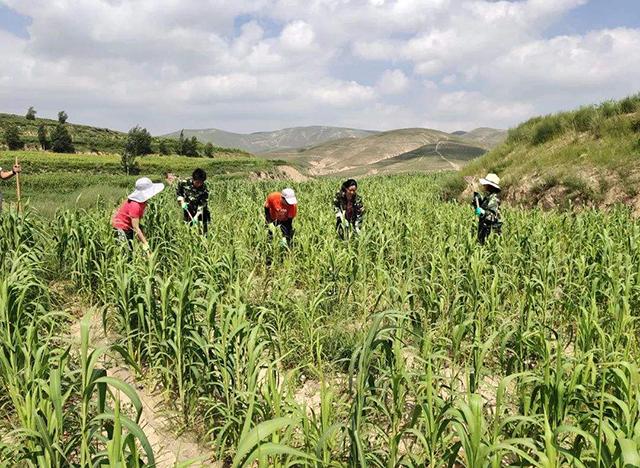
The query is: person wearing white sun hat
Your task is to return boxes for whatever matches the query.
[111,177,165,254]
[264,187,298,248]
[472,173,502,244]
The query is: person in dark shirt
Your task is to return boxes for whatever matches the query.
[472,173,502,245]
[176,168,210,234]
[333,179,364,239]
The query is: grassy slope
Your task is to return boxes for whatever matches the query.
[0,113,249,156]
[0,150,280,216]
[451,94,640,209]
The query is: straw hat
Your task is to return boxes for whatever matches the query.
[479,173,500,191]
[128,177,165,202]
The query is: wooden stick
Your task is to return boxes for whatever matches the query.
[14,156,21,214]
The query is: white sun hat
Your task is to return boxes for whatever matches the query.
[281,187,298,205]
[479,173,501,190]
[128,177,165,202]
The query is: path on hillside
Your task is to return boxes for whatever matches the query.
[435,140,461,171]
[66,305,215,467]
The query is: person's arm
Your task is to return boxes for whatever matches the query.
[264,200,272,224]
[355,197,364,229]
[0,164,21,180]
[131,218,150,254]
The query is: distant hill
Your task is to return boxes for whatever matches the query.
[449,93,640,211]
[164,126,378,154]
[452,128,507,149]
[266,128,487,176]
[0,113,249,157]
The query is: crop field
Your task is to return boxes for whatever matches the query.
[0,151,282,216]
[1,173,640,466]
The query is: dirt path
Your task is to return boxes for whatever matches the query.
[435,140,461,171]
[67,309,216,467]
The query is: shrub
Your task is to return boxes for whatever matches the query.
[25,106,37,120]
[599,100,620,118]
[532,117,563,145]
[4,124,24,150]
[438,173,466,201]
[204,142,214,158]
[50,124,75,153]
[620,96,639,114]
[58,111,68,124]
[572,106,597,133]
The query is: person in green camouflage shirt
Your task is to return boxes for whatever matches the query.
[472,173,502,244]
[333,179,364,239]
[177,168,210,234]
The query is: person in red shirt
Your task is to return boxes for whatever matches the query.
[264,188,297,247]
[111,177,164,254]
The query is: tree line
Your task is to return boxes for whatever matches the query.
[3,107,217,163]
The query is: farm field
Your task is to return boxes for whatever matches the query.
[1,173,640,466]
[0,151,284,216]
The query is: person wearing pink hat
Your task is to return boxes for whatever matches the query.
[264,187,297,248]
[472,173,502,244]
[111,177,165,254]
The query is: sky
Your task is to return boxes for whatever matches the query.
[1,0,639,135]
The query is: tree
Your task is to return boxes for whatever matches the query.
[124,125,152,157]
[58,111,68,124]
[121,125,152,174]
[50,124,75,153]
[177,130,186,156]
[183,136,200,157]
[158,139,171,155]
[4,124,24,150]
[203,142,214,158]
[26,106,37,120]
[37,123,49,150]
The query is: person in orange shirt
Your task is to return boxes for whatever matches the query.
[264,188,297,247]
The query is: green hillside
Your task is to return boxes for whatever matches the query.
[448,94,640,209]
[0,150,281,216]
[0,113,249,157]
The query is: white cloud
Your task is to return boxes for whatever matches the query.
[0,0,637,134]
[309,80,376,107]
[280,20,315,51]
[377,69,409,95]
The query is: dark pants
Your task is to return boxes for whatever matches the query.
[336,218,357,240]
[477,220,502,245]
[183,208,211,234]
[114,228,134,249]
[267,220,294,245]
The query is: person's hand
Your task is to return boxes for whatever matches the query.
[141,243,152,257]
[181,202,189,211]
[12,164,21,174]
[475,207,485,216]
[279,237,288,248]
[268,224,280,236]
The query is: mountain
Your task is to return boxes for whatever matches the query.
[452,127,507,149]
[266,128,487,176]
[450,94,640,211]
[164,126,378,154]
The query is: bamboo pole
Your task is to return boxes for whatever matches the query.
[14,156,21,214]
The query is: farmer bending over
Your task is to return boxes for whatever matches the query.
[111,177,164,254]
[264,188,297,248]
[334,178,364,239]
[177,168,210,234]
[472,173,502,245]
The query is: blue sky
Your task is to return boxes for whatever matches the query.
[1,0,639,134]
